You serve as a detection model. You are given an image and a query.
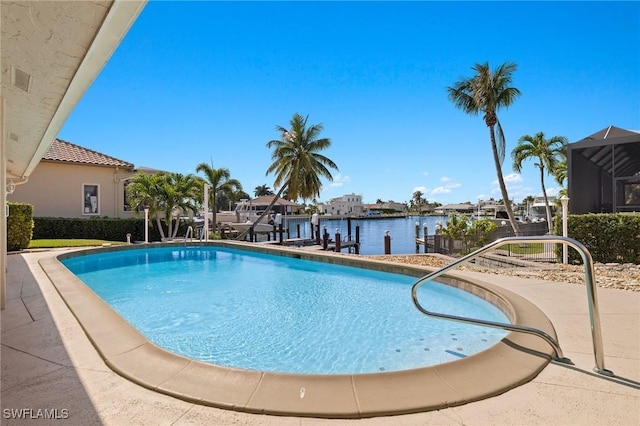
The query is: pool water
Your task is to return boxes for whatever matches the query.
[62,246,509,375]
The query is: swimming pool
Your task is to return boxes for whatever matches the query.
[62,246,509,374]
[47,242,556,418]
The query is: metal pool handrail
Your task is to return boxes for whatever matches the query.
[411,235,613,376]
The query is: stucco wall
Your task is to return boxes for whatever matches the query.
[8,161,136,219]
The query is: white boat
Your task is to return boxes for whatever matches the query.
[210,199,267,225]
[229,221,273,234]
[528,196,557,222]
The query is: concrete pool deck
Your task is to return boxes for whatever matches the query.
[2,247,639,425]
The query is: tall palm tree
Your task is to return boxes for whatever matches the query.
[196,162,243,228]
[267,113,338,200]
[447,62,522,235]
[512,132,568,233]
[236,113,338,240]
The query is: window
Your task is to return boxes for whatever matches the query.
[83,184,99,215]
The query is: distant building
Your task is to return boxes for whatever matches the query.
[365,201,407,214]
[317,193,363,216]
[240,195,303,215]
[434,203,475,215]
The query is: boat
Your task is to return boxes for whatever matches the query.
[229,221,274,234]
[527,196,557,223]
[210,199,268,225]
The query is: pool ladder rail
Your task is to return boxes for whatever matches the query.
[411,235,614,377]
[183,225,206,243]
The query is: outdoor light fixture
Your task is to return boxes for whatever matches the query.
[144,207,149,244]
[6,180,15,195]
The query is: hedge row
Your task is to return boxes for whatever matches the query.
[7,203,34,251]
[554,213,640,264]
[32,217,192,243]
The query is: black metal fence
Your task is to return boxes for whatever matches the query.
[422,222,558,263]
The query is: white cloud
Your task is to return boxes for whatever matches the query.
[329,173,351,188]
[431,186,451,195]
[493,173,523,184]
[490,172,536,202]
[429,179,461,196]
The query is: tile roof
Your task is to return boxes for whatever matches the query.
[42,139,134,169]
[248,195,301,207]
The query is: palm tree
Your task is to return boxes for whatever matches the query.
[412,190,425,211]
[254,184,274,197]
[267,113,338,200]
[196,162,243,229]
[512,132,567,233]
[447,62,522,235]
[236,113,338,240]
[554,144,568,187]
[126,172,168,239]
[163,172,201,238]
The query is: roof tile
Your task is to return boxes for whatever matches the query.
[43,139,134,169]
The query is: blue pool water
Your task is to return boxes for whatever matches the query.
[62,246,509,375]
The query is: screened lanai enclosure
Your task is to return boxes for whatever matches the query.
[567,126,640,214]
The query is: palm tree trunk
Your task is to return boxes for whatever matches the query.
[539,167,553,234]
[489,126,521,236]
[172,216,181,238]
[211,192,217,233]
[235,180,289,241]
[166,212,173,240]
[155,216,166,240]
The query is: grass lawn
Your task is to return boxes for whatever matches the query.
[29,239,126,249]
[498,243,545,255]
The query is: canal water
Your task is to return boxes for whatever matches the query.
[284,216,449,255]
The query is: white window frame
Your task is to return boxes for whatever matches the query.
[82,183,100,215]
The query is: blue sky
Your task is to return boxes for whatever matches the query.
[59,1,640,205]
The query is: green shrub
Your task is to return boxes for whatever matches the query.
[32,217,193,242]
[7,202,34,251]
[554,213,640,264]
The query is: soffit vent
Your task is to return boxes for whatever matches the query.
[11,67,32,92]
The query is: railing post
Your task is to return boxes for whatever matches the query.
[322,227,328,250]
[423,224,428,253]
[384,231,391,255]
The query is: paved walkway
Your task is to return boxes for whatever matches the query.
[2,250,639,425]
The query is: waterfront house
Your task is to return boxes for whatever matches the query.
[318,193,364,216]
